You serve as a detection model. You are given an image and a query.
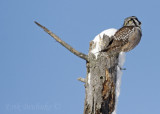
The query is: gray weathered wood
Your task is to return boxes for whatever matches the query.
[35,22,119,114]
[34,21,89,61]
[84,36,119,114]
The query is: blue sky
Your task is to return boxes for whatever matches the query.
[1,0,160,114]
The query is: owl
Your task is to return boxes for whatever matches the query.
[106,16,142,53]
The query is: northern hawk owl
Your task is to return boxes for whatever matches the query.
[107,16,142,53]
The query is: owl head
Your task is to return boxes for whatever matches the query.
[123,16,141,28]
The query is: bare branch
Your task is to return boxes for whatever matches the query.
[34,21,89,61]
[77,77,86,83]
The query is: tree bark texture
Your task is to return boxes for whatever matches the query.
[35,22,119,114]
[84,39,119,114]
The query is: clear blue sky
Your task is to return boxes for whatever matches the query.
[1,0,160,114]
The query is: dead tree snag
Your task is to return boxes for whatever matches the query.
[35,22,124,114]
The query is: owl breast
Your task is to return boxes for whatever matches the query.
[106,26,142,53]
[121,27,142,52]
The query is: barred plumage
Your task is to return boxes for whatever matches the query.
[107,16,142,53]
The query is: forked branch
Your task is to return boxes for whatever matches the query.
[34,21,89,61]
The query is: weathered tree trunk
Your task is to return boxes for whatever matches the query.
[84,39,119,114]
[35,22,121,114]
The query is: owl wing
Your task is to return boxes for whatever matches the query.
[107,26,135,52]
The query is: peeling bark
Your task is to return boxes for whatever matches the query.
[84,39,119,114]
[35,22,119,114]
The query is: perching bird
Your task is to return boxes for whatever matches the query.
[107,16,142,53]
